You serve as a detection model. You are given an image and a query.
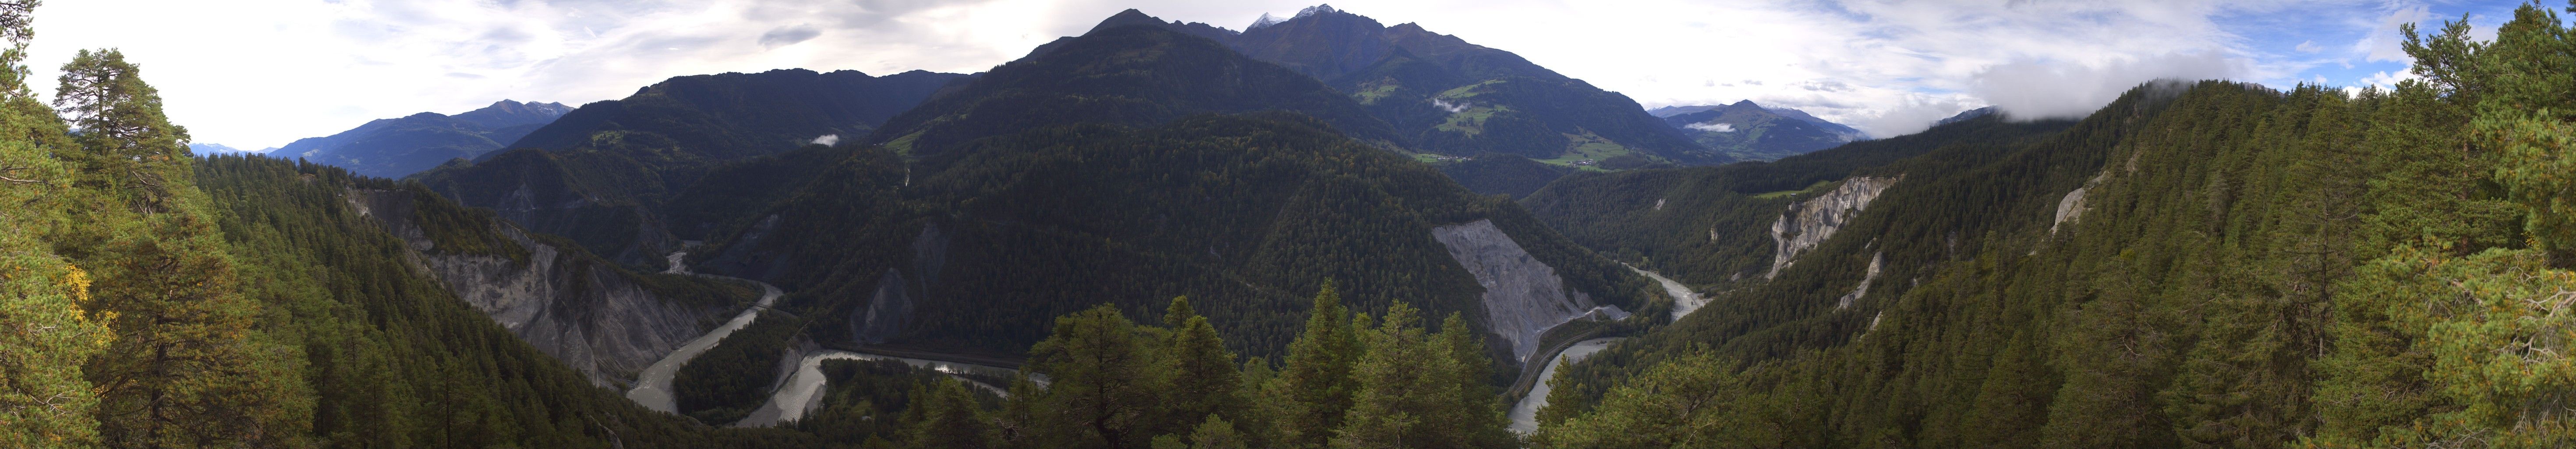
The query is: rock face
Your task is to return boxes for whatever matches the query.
[1768,176,1900,278]
[854,269,913,344]
[350,189,719,387]
[2052,173,2108,235]
[2050,186,2089,235]
[1836,252,1883,310]
[1431,219,1626,364]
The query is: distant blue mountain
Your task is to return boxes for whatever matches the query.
[277,100,573,178]
[1656,100,1866,161]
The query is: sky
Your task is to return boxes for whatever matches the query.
[21,0,2548,149]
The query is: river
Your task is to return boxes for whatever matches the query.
[1507,337,1620,433]
[624,250,782,414]
[1507,267,1700,434]
[730,350,1030,428]
[1630,266,1708,321]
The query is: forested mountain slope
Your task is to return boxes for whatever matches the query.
[1032,6,1722,195]
[410,69,967,266]
[1527,6,2576,447]
[863,23,1406,157]
[0,43,812,446]
[1522,111,2073,288]
[700,113,1651,364]
[537,22,1674,424]
[1226,6,1718,165]
[195,157,808,448]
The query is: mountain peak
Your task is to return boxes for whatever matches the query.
[1099,8,1156,27]
[1730,99,1761,107]
[1935,106,1999,126]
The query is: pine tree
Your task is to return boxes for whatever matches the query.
[1530,351,1752,449]
[1027,303,1162,449]
[905,378,998,449]
[1433,313,1515,449]
[1184,415,1247,449]
[2472,2,2576,263]
[53,49,189,213]
[1274,279,1357,448]
[1156,297,1242,438]
[0,242,112,447]
[49,47,312,448]
[1330,302,1503,449]
[0,2,112,444]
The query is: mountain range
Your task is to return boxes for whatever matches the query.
[1059,6,1725,168]
[1653,100,1867,161]
[16,2,2568,448]
[412,68,969,265]
[271,100,573,178]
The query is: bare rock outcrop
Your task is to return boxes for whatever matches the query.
[1432,219,1628,364]
[854,269,914,344]
[1836,252,1883,310]
[1768,176,1900,278]
[350,189,721,387]
[2051,172,2109,235]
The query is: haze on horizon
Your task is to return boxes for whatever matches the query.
[24,0,2533,149]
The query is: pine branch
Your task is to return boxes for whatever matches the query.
[0,165,37,183]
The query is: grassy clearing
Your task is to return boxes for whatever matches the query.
[1352,83,1402,105]
[1534,131,1644,172]
[1435,106,1504,136]
[1752,180,1835,199]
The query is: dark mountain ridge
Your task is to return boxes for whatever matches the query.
[866,24,1406,157]
[411,68,968,266]
[1037,6,1723,168]
[678,24,1656,370]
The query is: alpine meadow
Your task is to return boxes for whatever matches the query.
[4,1,2575,449]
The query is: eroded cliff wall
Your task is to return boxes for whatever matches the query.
[1768,176,1900,278]
[351,189,722,387]
[1432,219,1627,364]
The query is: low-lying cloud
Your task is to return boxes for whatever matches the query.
[1971,51,2242,120]
[810,134,841,146]
[1685,122,1735,132]
[1430,98,1469,114]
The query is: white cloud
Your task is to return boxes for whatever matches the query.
[2359,5,2431,63]
[2295,40,2321,52]
[810,134,841,146]
[1430,98,1468,114]
[1971,51,2240,120]
[1685,122,1735,132]
[25,0,1081,148]
[1843,93,1973,138]
[2358,69,2420,89]
[18,0,2429,147]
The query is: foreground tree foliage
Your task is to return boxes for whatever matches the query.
[1532,3,2576,448]
[887,289,1518,449]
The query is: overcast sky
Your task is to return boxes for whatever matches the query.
[23,0,2538,149]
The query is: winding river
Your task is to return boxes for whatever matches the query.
[631,251,1028,427]
[624,251,782,414]
[730,350,1028,428]
[1507,267,1701,434]
[632,252,1705,432]
[1507,337,1621,433]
